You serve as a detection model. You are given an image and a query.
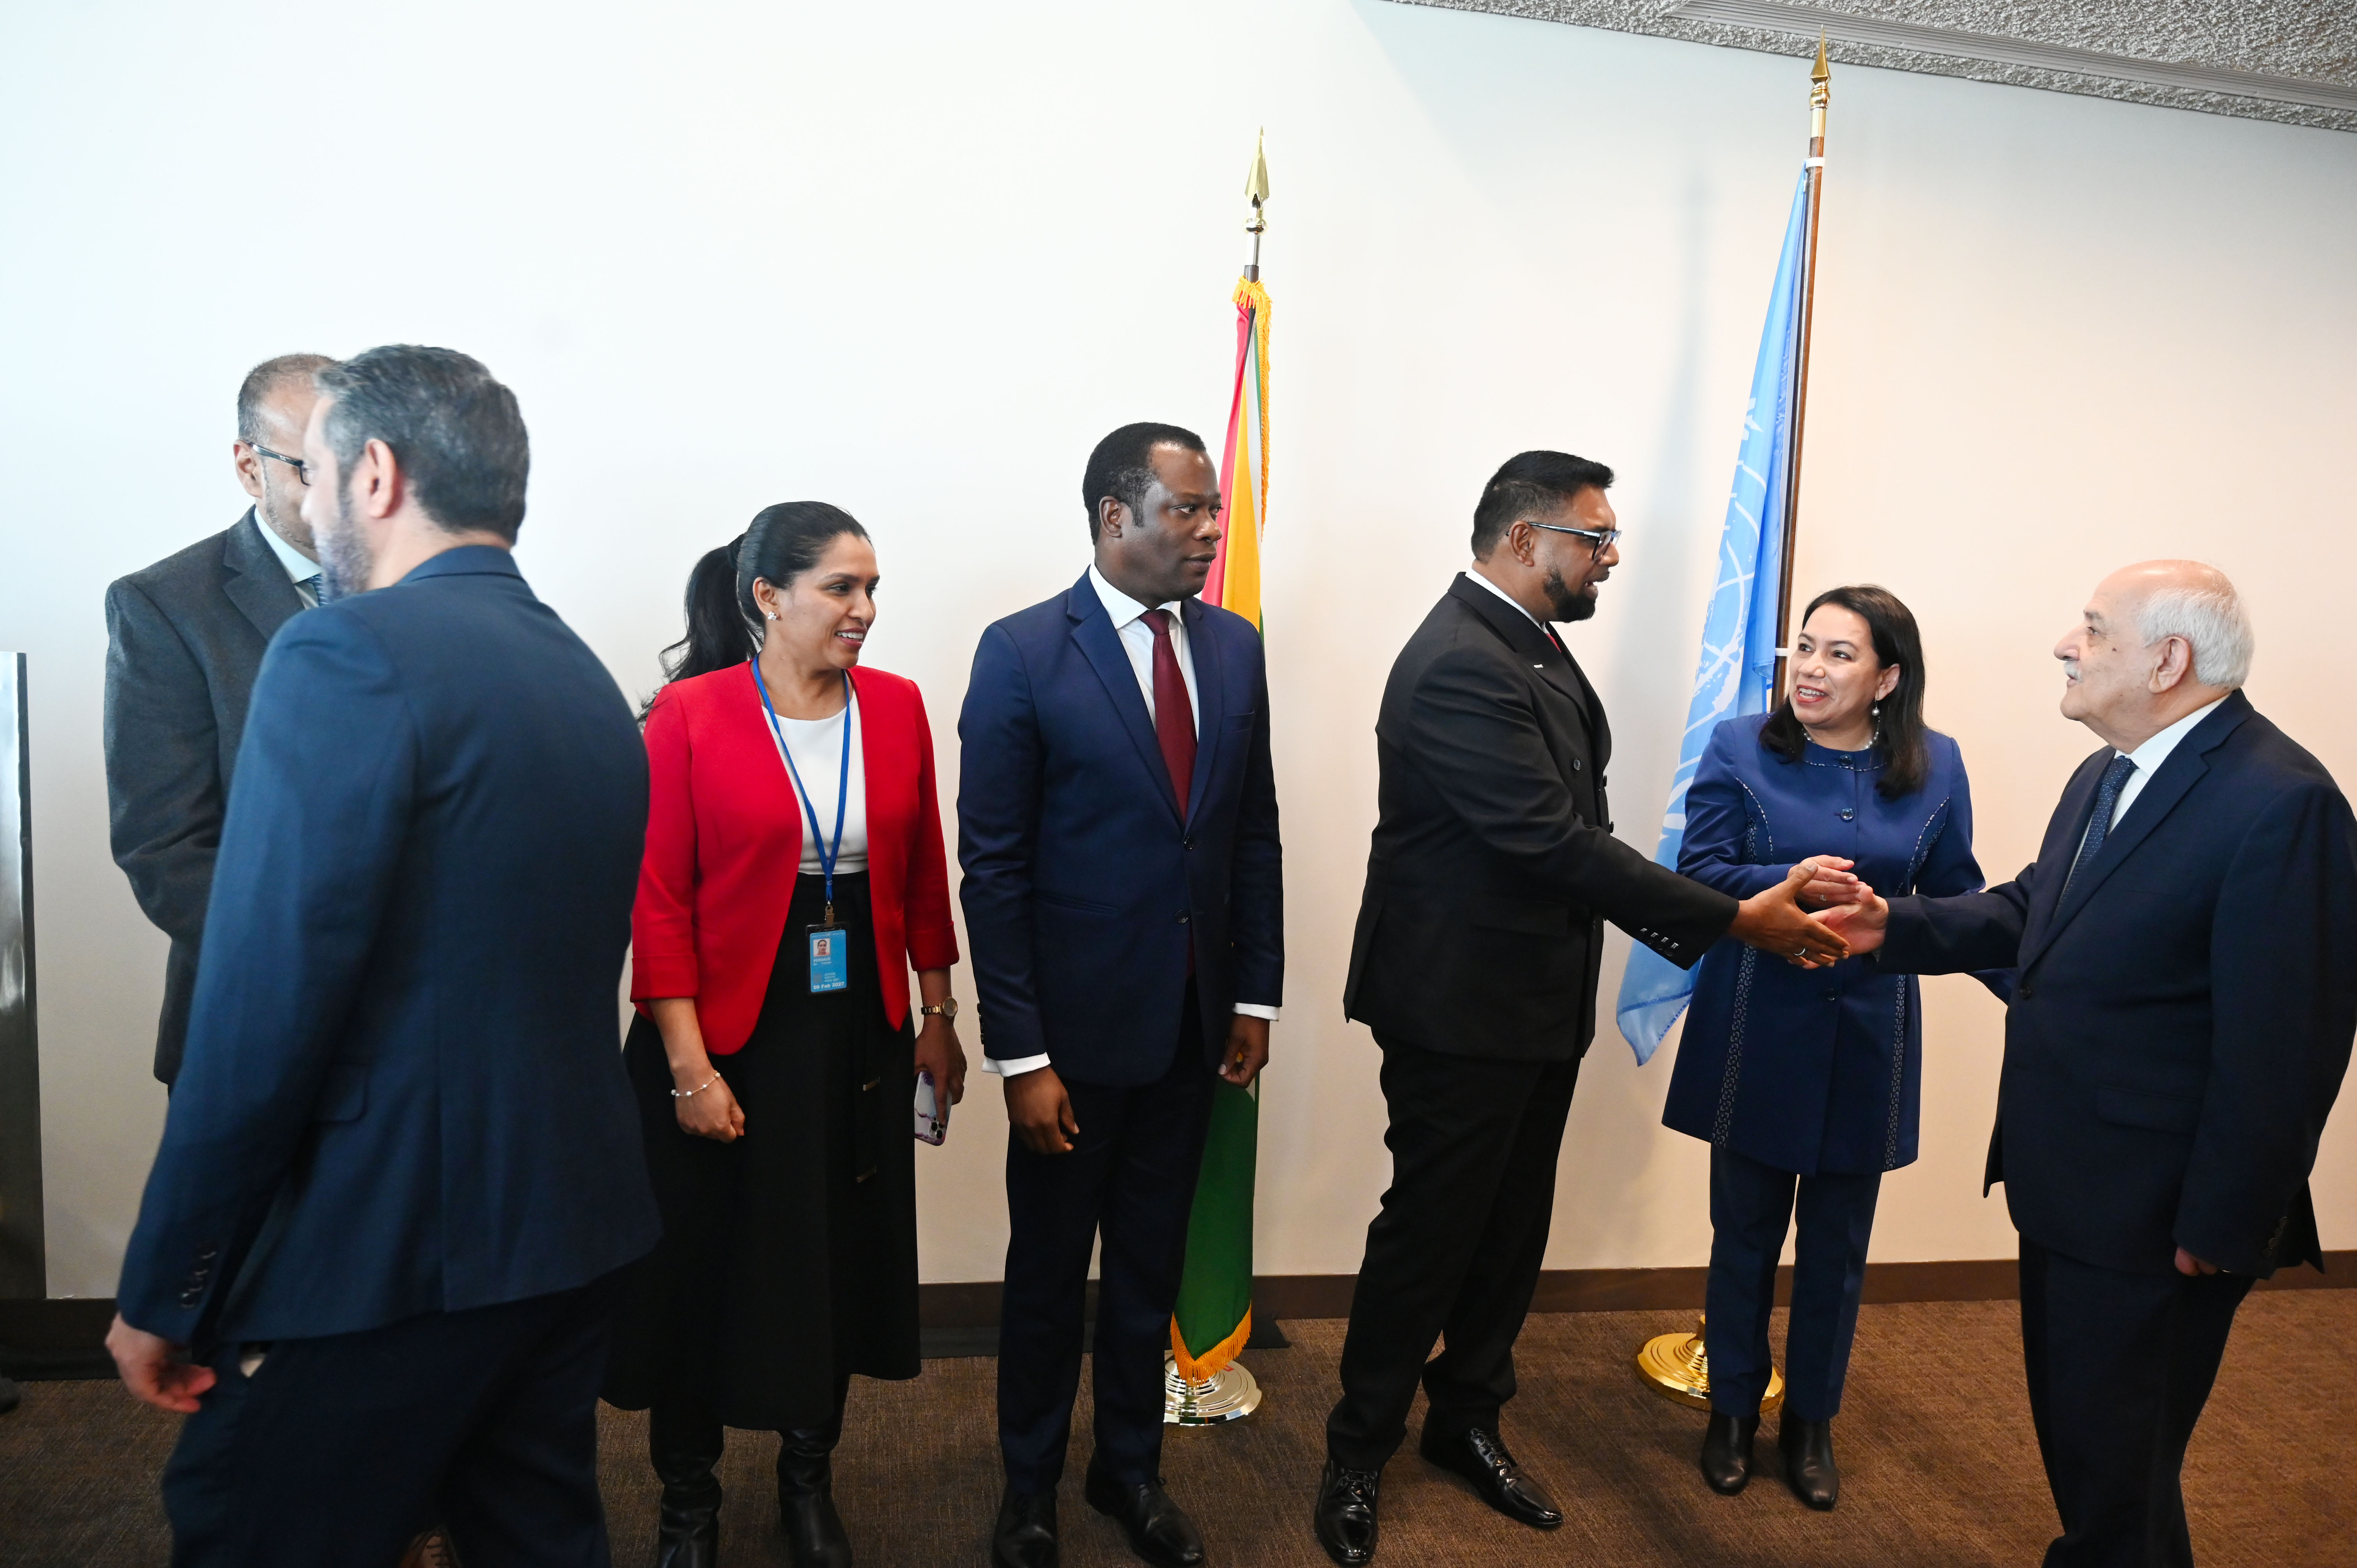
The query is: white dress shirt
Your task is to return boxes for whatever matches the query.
[256,513,324,607]
[1088,564,1200,734]
[986,567,1277,1079]
[2076,696,2228,857]
[1463,565,1544,629]
[761,687,869,874]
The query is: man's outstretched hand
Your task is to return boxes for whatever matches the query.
[1816,887,1891,957]
[1727,862,1852,968]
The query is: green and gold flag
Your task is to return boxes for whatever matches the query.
[1170,253,1270,1384]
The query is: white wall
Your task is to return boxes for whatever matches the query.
[3,0,2351,1299]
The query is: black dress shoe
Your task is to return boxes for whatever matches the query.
[991,1487,1059,1568]
[778,1424,853,1567]
[1417,1424,1562,1529]
[1083,1465,1204,1568]
[1312,1459,1381,1566]
[1779,1416,1839,1510]
[1700,1412,1759,1495]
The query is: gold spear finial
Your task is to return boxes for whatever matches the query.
[1243,128,1270,280]
[1245,128,1270,233]
[1809,33,1830,139]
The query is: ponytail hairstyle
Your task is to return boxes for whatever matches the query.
[654,537,756,696]
[649,502,872,710]
[1758,583,1931,799]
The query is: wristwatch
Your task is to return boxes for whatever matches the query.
[920,998,958,1021]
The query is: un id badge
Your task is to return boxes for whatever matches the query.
[807,925,849,993]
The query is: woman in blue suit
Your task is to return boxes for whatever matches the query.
[1662,584,1997,1511]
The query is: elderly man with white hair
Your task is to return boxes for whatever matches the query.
[1826,560,2355,1568]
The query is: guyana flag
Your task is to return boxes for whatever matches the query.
[1170,264,1271,1383]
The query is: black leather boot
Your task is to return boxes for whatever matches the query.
[1779,1415,1839,1510]
[778,1407,853,1568]
[650,1402,724,1568]
[1700,1412,1759,1495]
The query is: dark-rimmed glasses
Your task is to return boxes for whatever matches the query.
[1520,517,1618,553]
[247,441,310,486]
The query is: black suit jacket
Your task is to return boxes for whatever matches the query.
[104,510,309,1084]
[1343,576,1737,1061]
[1880,691,2356,1277]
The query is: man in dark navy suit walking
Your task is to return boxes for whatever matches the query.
[1830,561,2355,1568]
[105,346,659,1567]
[960,422,1283,1568]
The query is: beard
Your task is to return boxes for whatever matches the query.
[314,482,374,600]
[257,479,309,550]
[1542,565,1598,623]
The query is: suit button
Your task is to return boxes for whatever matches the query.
[178,1289,201,1307]
[1177,913,1190,925]
[1839,809,1855,821]
[2019,982,2035,999]
[1572,759,1583,771]
[1182,837,1194,851]
[1823,991,1838,1002]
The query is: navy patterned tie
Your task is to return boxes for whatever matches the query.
[301,573,324,607]
[2063,752,2138,895]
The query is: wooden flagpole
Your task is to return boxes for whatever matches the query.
[1771,36,1832,705]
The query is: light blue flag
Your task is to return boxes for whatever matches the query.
[1615,168,1814,1065]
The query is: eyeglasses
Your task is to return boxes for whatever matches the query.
[1520,518,1619,553]
[248,442,310,486]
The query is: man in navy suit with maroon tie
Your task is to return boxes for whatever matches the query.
[959,422,1284,1568]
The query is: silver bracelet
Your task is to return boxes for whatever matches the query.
[670,1072,721,1100]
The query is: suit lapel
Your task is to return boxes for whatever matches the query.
[2022,696,2254,968]
[1558,645,1608,766]
[1181,599,1226,828]
[222,510,303,642]
[1066,576,1184,826]
[2018,753,2106,966]
[1446,576,1603,761]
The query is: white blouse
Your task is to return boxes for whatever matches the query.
[763,689,869,874]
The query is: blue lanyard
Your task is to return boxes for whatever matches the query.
[750,661,852,924]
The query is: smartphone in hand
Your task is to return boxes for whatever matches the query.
[914,1070,948,1145]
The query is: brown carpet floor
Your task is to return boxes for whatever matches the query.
[5,1295,2352,1567]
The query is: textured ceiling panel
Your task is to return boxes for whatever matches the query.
[1387,0,2357,132]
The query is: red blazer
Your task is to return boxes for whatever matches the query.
[631,661,959,1053]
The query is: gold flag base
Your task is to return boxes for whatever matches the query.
[1635,1313,1784,1413]
[1162,1353,1262,1425]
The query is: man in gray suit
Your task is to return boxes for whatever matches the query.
[105,353,337,1085]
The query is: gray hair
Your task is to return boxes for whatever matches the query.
[316,346,530,540]
[2135,564,2253,689]
[235,353,337,444]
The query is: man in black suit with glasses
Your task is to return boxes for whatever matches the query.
[105,352,336,1085]
[1313,450,1848,1565]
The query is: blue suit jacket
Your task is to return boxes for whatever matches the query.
[1879,691,2356,1277]
[957,571,1283,1086]
[117,547,660,1347]
[1663,718,1990,1174]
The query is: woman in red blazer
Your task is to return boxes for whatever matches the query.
[603,503,964,1568]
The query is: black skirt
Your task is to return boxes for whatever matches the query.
[603,871,921,1430]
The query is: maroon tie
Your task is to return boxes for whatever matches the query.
[1141,609,1196,816]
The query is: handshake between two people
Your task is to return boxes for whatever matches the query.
[1726,856,1892,968]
